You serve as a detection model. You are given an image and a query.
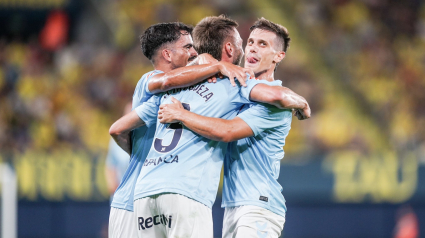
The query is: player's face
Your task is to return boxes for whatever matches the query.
[244,29,284,74]
[170,32,198,69]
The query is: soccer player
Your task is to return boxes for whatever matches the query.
[108,22,253,238]
[158,18,302,238]
[109,16,309,238]
[105,103,131,198]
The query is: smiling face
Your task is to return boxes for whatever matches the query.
[244,28,285,76]
[169,31,198,69]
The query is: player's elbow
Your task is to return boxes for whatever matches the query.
[217,130,237,143]
[219,135,232,143]
[109,123,122,137]
[274,90,305,109]
[148,76,172,93]
[267,89,287,109]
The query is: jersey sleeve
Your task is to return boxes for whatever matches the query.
[239,77,282,102]
[132,70,163,108]
[134,94,161,127]
[237,103,292,136]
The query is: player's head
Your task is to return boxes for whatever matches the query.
[140,22,198,69]
[192,15,244,65]
[245,18,290,75]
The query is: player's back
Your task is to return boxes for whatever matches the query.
[221,84,292,217]
[134,77,260,208]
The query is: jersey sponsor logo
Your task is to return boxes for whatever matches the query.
[143,155,179,167]
[138,214,172,230]
[259,196,268,202]
[165,83,214,102]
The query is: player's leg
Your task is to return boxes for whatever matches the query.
[222,207,238,238]
[157,193,213,238]
[109,207,138,238]
[231,205,285,238]
[134,196,166,238]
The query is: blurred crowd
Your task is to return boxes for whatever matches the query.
[0,35,139,154]
[279,0,425,158]
[0,0,424,162]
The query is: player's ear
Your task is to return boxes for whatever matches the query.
[224,42,233,58]
[161,49,172,63]
[273,51,285,64]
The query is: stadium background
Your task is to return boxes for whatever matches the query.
[0,0,424,237]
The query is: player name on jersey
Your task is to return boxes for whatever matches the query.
[165,83,214,102]
[143,155,179,167]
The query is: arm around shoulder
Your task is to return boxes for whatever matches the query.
[147,62,222,94]
[158,97,254,142]
[249,84,311,119]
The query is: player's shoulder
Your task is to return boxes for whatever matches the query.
[210,78,248,101]
[213,77,246,91]
[200,77,231,92]
[134,70,163,94]
[254,79,282,87]
[138,70,162,84]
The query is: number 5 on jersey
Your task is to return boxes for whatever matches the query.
[154,103,190,153]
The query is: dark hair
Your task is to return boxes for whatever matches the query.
[140,22,193,62]
[250,17,290,52]
[192,15,238,60]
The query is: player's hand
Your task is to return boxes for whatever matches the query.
[293,105,311,120]
[207,74,218,83]
[158,97,185,124]
[243,68,256,81]
[207,76,216,83]
[198,53,218,65]
[217,62,254,87]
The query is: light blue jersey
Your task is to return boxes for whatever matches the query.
[106,138,130,191]
[110,70,163,211]
[133,78,265,208]
[222,80,292,218]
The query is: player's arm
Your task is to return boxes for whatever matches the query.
[158,97,253,142]
[249,84,311,120]
[104,141,119,195]
[104,166,118,195]
[186,53,218,66]
[109,111,146,155]
[109,95,160,155]
[148,54,254,92]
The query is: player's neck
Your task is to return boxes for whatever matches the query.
[154,61,175,73]
[220,57,234,64]
[154,63,174,73]
[255,69,274,82]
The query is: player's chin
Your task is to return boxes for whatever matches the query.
[244,62,259,71]
[244,61,255,67]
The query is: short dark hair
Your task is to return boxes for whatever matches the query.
[140,22,193,62]
[192,15,238,60]
[250,17,290,52]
